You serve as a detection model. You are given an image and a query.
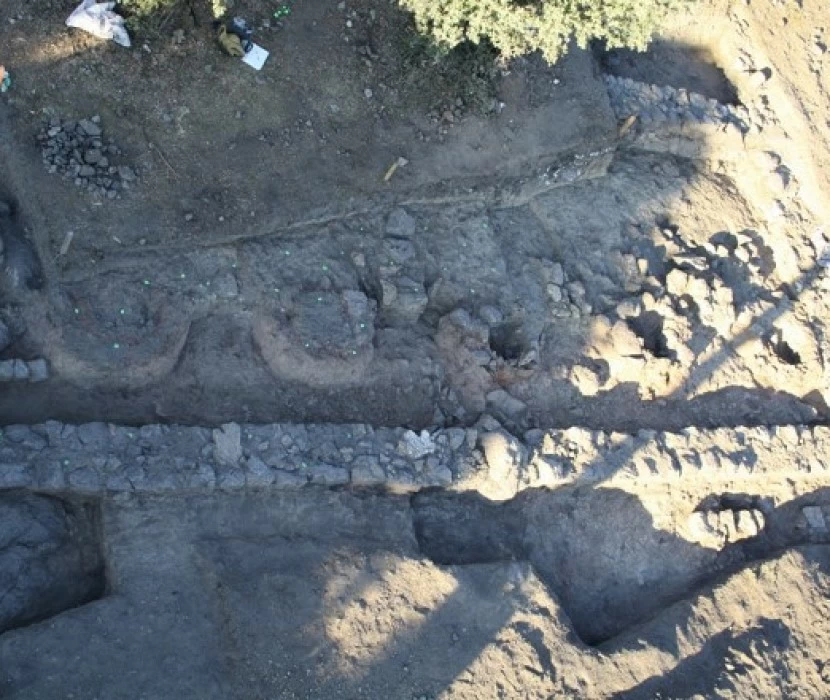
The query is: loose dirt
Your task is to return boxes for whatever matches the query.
[1,0,830,696]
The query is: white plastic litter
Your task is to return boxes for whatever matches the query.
[66,0,131,48]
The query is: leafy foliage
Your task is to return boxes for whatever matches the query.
[119,0,227,27]
[398,0,690,63]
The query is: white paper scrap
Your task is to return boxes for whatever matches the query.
[243,44,269,71]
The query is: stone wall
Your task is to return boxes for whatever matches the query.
[1,419,826,501]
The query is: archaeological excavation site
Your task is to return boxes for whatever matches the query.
[1,0,830,697]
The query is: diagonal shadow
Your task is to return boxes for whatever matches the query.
[608,618,791,700]
[2,487,829,698]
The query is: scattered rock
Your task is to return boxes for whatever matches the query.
[802,506,827,532]
[380,277,428,325]
[602,73,748,133]
[68,467,101,493]
[351,456,386,486]
[27,359,49,383]
[485,390,529,429]
[118,166,137,182]
[398,430,436,459]
[212,273,239,299]
[245,456,274,488]
[288,290,376,359]
[216,465,246,490]
[77,422,109,447]
[84,149,102,164]
[213,423,243,467]
[380,279,397,305]
[37,117,136,198]
[188,463,216,490]
[470,349,492,366]
[308,464,349,485]
[475,414,503,432]
[382,237,417,264]
[78,119,102,137]
[478,430,522,500]
[0,360,14,381]
[11,359,28,381]
[478,305,504,327]
[615,299,642,319]
[686,508,766,548]
[440,309,490,347]
[0,463,31,488]
[273,470,307,488]
[385,208,417,238]
[425,463,453,486]
[569,365,601,396]
[445,428,466,450]
[547,284,563,303]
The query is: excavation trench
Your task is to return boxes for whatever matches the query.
[0,492,105,634]
[1,4,829,695]
[4,486,827,647]
[410,488,830,645]
[0,142,823,432]
[597,39,741,105]
[0,377,821,433]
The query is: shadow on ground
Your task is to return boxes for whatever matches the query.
[2,486,830,697]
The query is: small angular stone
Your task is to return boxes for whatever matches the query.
[803,506,827,532]
[385,208,416,237]
[273,470,307,488]
[245,456,274,488]
[351,456,386,486]
[118,166,137,182]
[0,464,31,489]
[27,359,49,383]
[78,119,102,137]
[0,360,14,381]
[11,359,29,381]
[67,467,101,493]
[397,430,436,459]
[216,466,246,490]
[485,390,528,428]
[308,464,349,485]
[213,423,242,467]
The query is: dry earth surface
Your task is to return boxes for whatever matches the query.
[1,0,830,697]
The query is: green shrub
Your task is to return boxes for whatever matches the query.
[119,0,169,21]
[119,0,227,27]
[398,0,690,63]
